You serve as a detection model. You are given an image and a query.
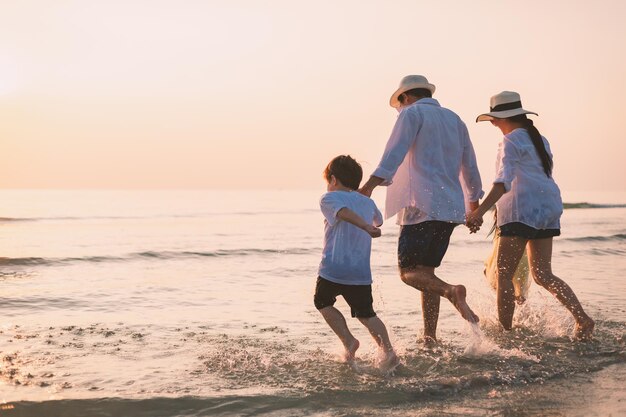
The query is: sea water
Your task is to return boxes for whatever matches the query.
[0,190,624,416]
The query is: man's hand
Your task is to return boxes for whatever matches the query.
[358,176,384,197]
[364,224,382,238]
[465,184,505,234]
[465,210,483,234]
[358,185,374,197]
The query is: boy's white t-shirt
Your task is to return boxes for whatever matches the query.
[318,190,383,285]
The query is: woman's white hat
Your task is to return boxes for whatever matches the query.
[476,91,538,122]
[389,75,436,108]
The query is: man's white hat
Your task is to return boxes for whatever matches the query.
[389,75,436,108]
[476,91,538,122]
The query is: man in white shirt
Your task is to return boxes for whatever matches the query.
[359,75,484,342]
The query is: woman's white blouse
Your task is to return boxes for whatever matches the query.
[494,128,563,229]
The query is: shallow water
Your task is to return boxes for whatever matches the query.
[0,190,624,416]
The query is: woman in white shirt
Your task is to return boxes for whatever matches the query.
[466,91,594,340]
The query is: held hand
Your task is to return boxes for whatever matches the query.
[364,225,382,238]
[358,186,373,197]
[465,210,483,234]
[358,176,383,197]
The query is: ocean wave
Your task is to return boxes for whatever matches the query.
[0,210,319,224]
[563,202,626,209]
[0,217,32,222]
[560,247,626,257]
[564,233,626,242]
[137,248,317,259]
[0,248,318,267]
[0,203,620,224]
[2,232,623,268]
[0,255,124,266]
[0,215,146,222]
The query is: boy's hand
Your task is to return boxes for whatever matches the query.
[358,176,384,197]
[358,186,373,197]
[364,225,382,238]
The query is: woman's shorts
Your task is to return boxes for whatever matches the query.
[499,222,560,239]
[398,221,458,269]
[314,276,376,318]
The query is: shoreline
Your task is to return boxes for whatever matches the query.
[7,362,625,416]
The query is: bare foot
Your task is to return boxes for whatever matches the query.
[378,350,400,374]
[447,285,479,323]
[515,295,526,305]
[420,335,438,349]
[575,317,595,341]
[343,338,360,362]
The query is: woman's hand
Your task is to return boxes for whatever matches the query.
[465,210,483,234]
[466,184,505,234]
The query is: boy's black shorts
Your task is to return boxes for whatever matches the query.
[398,221,457,269]
[314,276,376,318]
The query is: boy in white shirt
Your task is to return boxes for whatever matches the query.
[315,155,399,372]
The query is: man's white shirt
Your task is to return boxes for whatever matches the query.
[372,98,484,225]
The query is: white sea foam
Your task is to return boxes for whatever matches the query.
[462,323,540,362]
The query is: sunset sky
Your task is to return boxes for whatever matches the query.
[1,0,624,193]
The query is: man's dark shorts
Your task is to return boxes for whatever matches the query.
[314,276,376,318]
[398,221,458,269]
[499,222,560,240]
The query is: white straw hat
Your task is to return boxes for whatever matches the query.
[389,75,436,108]
[476,91,538,122]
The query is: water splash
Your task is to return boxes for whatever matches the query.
[462,322,540,361]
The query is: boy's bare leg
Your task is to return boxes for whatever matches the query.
[319,306,360,361]
[527,238,595,340]
[496,236,527,330]
[401,266,479,331]
[357,316,399,371]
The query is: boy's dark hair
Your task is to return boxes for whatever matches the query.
[323,155,363,190]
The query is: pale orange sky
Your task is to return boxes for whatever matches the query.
[1,0,625,192]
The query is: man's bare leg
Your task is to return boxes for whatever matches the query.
[400,266,479,338]
[421,291,440,342]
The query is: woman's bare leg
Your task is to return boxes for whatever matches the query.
[496,236,528,329]
[527,238,594,339]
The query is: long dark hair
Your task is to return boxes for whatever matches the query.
[509,114,553,177]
